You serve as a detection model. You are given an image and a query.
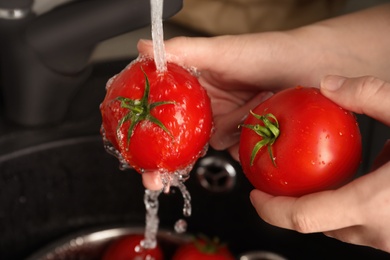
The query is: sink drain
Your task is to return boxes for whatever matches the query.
[195,156,237,192]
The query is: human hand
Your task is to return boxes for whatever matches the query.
[137,2,390,190]
[250,75,390,252]
[138,35,280,190]
[138,36,281,154]
[138,4,390,156]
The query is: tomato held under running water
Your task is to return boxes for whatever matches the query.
[239,87,362,197]
[100,58,213,174]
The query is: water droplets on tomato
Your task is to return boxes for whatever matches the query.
[173,110,185,125]
[105,76,116,90]
[102,124,197,251]
[100,0,214,254]
[101,126,132,170]
[185,81,193,90]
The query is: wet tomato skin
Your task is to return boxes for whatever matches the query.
[102,234,163,260]
[100,58,213,173]
[172,238,235,260]
[239,87,362,197]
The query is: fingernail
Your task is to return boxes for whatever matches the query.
[321,75,347,91]
[138,38,153,46]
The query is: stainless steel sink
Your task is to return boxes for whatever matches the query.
[25,226,190,260]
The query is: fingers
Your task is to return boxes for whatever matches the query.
[320,75,390,125]
[323,226,373,249]
[137,35,270,88]
[142,171,164,191]
[249,186,363,233]
[210,91,273,151]
[137,39,154,57]
[323,226,369,249]
[324,225,390,253]
[250,162,390,253]
[137,37,220,71]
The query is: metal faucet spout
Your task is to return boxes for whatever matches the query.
[0,0,182,126]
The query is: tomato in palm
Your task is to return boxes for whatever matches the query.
[102,234,163,260]
[100,58,213,174]
[172,237,235,260]
[239,87,362,197]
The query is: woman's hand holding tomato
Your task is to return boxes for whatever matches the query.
[238,86,362,197]
[137,4,390,252]
[137,37,277,160]
[250,75,390,252]
[137,44,390,253]
[138,4,390,161]
[100,58,213,191]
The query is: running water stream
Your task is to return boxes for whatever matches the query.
[150,0,167,72]
[102,0,193,256]
[140,0,192,253]
[141,170,192,251]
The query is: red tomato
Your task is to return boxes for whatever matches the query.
[172,237,235,260]
[100,58,213,173]
[102,234,163,260]
[239,87,362,197]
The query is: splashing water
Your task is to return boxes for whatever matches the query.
[102,106,193,250]
[150,0,166,72]
[101,126,194,249]
[174,219,188,234]
[101,126,131,170]
[101,0,199,253]
[141,189,162,249]
[140,170,192,250]
[161,170,192,217]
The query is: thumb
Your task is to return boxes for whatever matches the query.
[137,37,218,70]
[320,75,390,125]
[137,39,154,57]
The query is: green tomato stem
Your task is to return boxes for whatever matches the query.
[116,68,175,145]
[240,112,280,167]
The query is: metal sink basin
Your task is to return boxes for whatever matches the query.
[25,226,190,260]
[1,60,389,260]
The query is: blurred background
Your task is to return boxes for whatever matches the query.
[90,0,390,61]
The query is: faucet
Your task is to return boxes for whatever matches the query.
[0,0,182,126]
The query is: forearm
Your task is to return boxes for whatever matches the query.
[139,4,390,91]
[289,3,390,84]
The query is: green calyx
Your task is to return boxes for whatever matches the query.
[240,112,280,167]
[193,234,225,254]
[116,69,175,145]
